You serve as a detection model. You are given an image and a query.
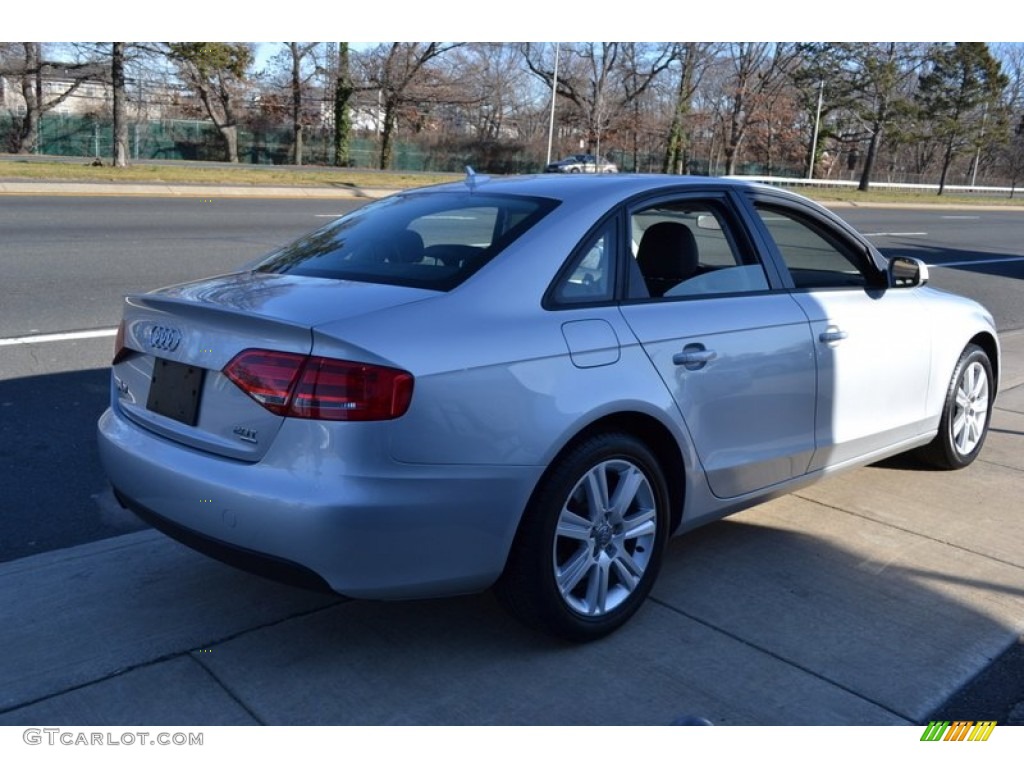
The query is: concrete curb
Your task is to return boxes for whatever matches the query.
[3,180,1024,210]
[0,181,396,199]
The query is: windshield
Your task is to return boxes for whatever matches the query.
[255,191,558,291]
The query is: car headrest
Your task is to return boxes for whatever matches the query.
[636,222,699,297]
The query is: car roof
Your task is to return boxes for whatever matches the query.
[410,173,785,208]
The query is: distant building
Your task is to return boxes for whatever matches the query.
[1,62,178,120]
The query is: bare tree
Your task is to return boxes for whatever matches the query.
[358,42,463,170]
[111,43,128,166]
[663,43,716,174]
[0,43,98,154]
[165,42,253,163]
[452,43,534,142]
[281,43,318,165]
[524,42,674,161]
[718,43,797,175]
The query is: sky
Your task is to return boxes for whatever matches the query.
[8,1,1017,44]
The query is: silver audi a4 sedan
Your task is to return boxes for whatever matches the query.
[98,174,1000,640]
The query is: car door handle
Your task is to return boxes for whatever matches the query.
[673,346,717,369]
[819,328,848,343]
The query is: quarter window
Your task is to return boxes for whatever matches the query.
[551,224,616,304]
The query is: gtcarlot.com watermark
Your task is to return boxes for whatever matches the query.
[23,728,203,747]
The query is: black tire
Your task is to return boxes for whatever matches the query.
[916,343,994,469]
[495,432,670,641]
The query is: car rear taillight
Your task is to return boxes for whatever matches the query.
[223,349,413,421]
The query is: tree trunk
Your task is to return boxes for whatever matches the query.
[662,47,695,175]
[334,43,353,167]
[219,125,239,163]
[112,43,128,167]
[16,42,41,153]
[858,122,882,192]
[724,98,745,175]
[379,101,396,170]
[291,44,303,165]
[723,144,738,176]
[937,137,955,195]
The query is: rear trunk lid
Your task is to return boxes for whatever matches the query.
[112,271,434,461]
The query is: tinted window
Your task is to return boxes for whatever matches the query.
[754,204,874,289]
[630,201,769,299]
[256,192,557,291]
[551,223,616,304]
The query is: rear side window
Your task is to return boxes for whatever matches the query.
[630,201,769,299]
[255,192,557,291]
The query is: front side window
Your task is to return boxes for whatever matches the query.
[629,201,770,299]
[255,192,557,291]
[753,204,877,289]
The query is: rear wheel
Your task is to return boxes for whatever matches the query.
[917,344,993,469]
[496,433,669,641]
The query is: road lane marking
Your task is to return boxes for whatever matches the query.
[0,328,117,347]
[941,215,981,219]
[927,256,1024,268]
[862,232,928,237]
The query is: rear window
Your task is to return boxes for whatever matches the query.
[255,191,557,290]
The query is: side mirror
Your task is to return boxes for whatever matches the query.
[695,214,721,231]
[888,256,929,288]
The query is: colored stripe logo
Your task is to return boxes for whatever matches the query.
[920,721,997,741]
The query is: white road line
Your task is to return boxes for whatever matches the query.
[941,215,981,219]
[0,328,117,347]
[862,232,928,237]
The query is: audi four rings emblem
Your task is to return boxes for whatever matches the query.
[147,325,183,352]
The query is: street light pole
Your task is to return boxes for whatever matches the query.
[808,79,823,180]
[545,42,560,167]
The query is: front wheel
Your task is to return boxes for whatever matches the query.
[496,433,670,641]
[917,343,994,469]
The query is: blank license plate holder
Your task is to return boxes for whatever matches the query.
[147,358,204,426]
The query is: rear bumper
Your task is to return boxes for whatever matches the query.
[98,407,543,599]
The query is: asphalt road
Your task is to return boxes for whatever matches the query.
[1,198,1022,564]
[0,197,365,338]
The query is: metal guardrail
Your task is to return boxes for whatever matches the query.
[729,175,1019,196]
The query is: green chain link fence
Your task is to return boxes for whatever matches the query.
[2,113,543,173]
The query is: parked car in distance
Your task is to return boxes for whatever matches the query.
[544,154,618,173]
[98,174,999,641]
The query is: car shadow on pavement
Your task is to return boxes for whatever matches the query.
[0,367,148,565]
[3,369,1022,726]
[880,243,1024,281]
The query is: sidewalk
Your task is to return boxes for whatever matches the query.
[1,332,1022,726]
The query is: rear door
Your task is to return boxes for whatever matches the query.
[617,192,818,499]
